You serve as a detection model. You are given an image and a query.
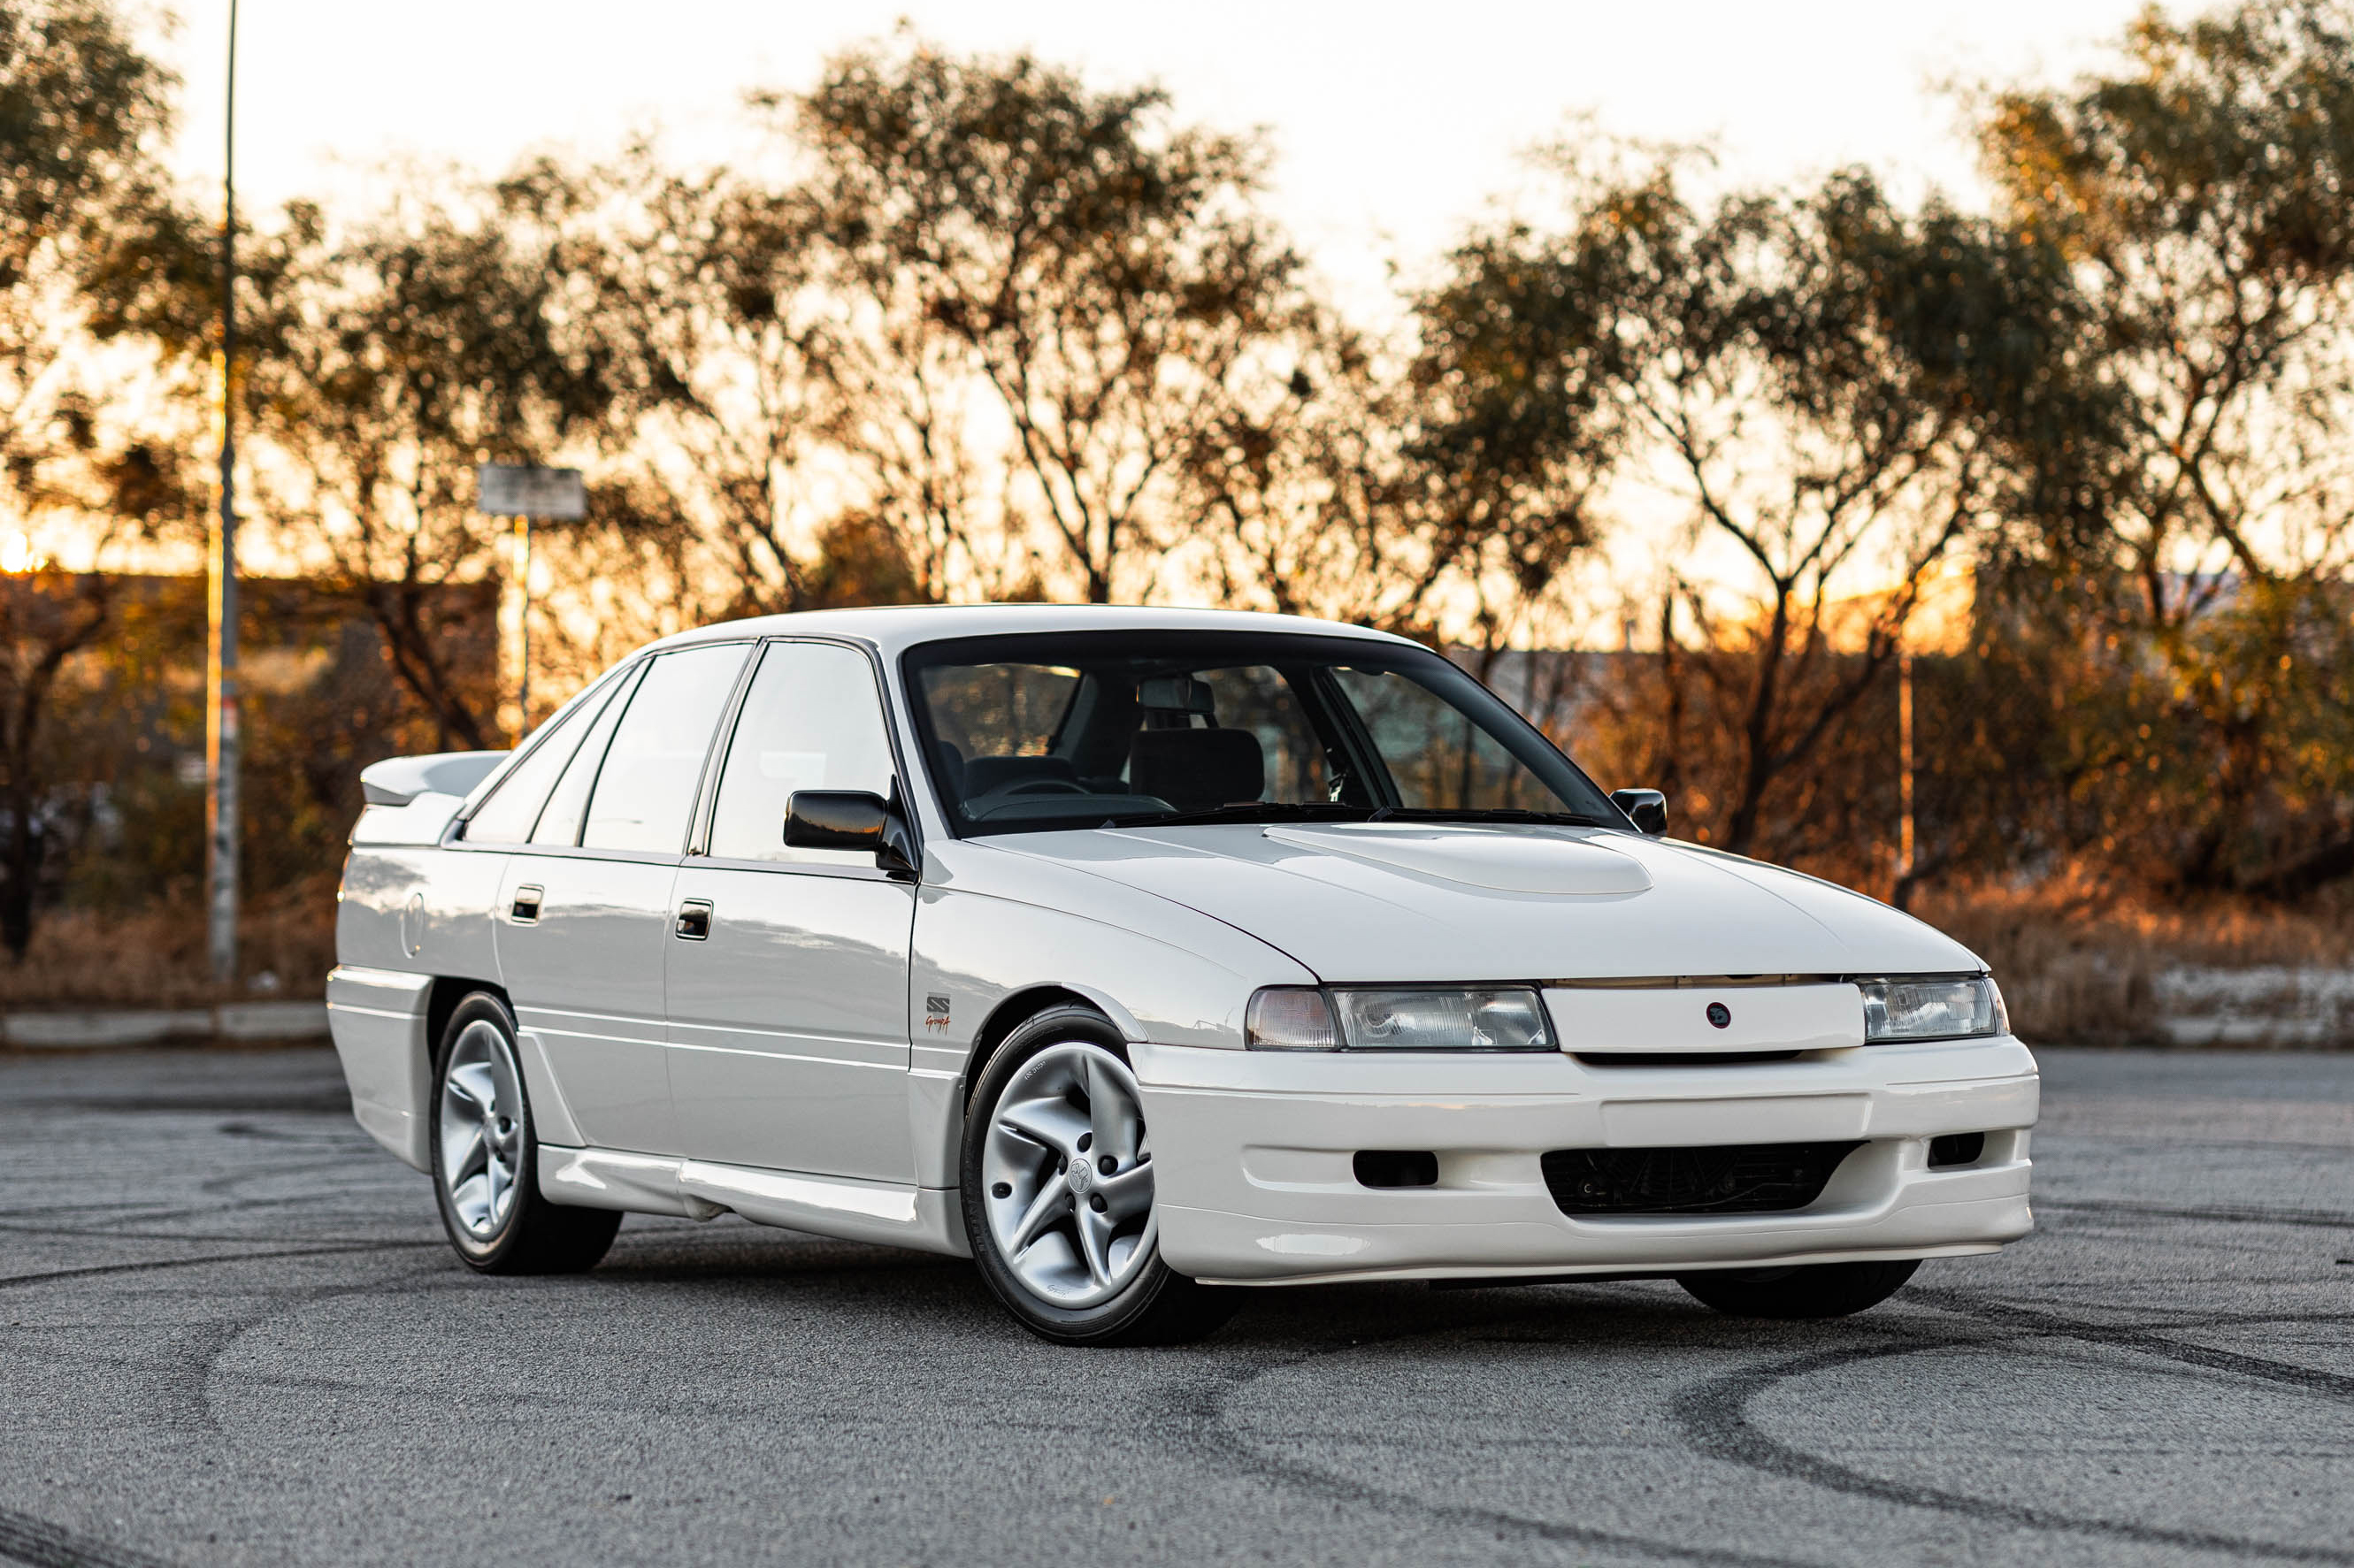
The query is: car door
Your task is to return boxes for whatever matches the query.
[665,639,918,1182]
[494,641,751,1155]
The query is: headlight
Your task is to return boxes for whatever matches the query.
[1858,976,2006,1042]
[1246,986,1552,1052]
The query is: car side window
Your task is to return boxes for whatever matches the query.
[530,662,644,846]
[578,643,751,853]
[707,641,897,864]
[461,685,603,845]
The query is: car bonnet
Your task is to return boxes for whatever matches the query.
[990,822,1982,983]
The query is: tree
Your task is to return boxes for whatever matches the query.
[1181,259,1623,645]
[0,1,197,955]
[1468,163,2086,862]
[555,148,948,619]
[786,38,1308,603]
[1981,0,2354,892]
[237,181,624,747]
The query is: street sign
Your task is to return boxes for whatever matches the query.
[476,463,586,520]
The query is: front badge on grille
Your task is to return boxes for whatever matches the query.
[1706,1001,1731,1029]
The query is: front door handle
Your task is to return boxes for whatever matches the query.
[675,899,713,940]
[510,884,542,923]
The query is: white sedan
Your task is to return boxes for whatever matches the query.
[329,606,2036,1345]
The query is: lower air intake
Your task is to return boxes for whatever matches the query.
[1540,1141,1864,1216]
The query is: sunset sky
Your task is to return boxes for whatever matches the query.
[145,0,2159,313]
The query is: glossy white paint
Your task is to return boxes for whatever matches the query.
[1547,983,1866,1054]
[494,853,680,1153]
[323,966,433,1169]
[325,603,2038,1288]
[358,750,507,807]
[1131,1037,2036,1283]
[665,862,919,1182]
[536,1144,970,1256]
[988,822,1978,983]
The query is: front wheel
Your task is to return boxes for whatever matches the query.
[961,1005,1237,1346]
[432,992,620,1274]
[1676,1258,1921,1319]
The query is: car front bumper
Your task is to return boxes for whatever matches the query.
[1131,1037,2036,1285]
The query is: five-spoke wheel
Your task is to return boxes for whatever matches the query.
[430,992,619,1274]
[980,1040,1158,1308]
[961,1004,1235,1345]
[437,1018,525,1240]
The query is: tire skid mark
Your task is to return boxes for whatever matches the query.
[0,1241,443,1293]
[1672,1314,2354,1564]
[185,1262,453,1442]
[0,1503,180,1568]
[2037,1199,2354,1231]
[1912,1287,2354,1401]
[0,1218,431,1246]
[1168,1308,1837,1568]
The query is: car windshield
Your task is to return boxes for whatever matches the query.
[901,631,1622,836]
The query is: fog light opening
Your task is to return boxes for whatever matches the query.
[1927,1132,1987,1169]
[1353,1150,1439,1189]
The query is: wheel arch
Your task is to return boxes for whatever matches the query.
[959,983,1139,1111]
[426,975,510,1060]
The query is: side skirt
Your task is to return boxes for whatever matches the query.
[535,1145,971,1259]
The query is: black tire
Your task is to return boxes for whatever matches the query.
[430,991,620,1275]
[961,1004,1238,1347]
[1676,1258,1921,1319]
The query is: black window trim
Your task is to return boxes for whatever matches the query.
[685,632,920,882]
[895,628,1622,841]
[448,657,640,847]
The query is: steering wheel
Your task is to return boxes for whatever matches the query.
[999,778,1090,797]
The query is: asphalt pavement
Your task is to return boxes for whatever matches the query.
[0,1044,2348,1567]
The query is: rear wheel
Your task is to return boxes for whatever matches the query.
[432,992,619,1274]
[962,1005,1237,1346]
[1676,1258,1921,1319]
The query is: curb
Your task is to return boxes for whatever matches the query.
[2,1001,329,1049]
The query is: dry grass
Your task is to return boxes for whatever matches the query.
[0,878,337,1010]
[1918,879,2354,1046]
[7,867,2352,1046]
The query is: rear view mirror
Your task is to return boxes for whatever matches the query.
[1610,787,1668,837]
[785,790,919,877]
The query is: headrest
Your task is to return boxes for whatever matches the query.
[1130,727,1264,812]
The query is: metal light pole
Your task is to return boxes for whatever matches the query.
[1895,644,1916,911]
[206,0,241,984]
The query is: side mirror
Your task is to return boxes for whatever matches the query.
[784,790,918,878]
[1610,787,1668,837]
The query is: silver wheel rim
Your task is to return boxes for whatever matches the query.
[438,1020,525,1240]
[980,1041,1157,1310]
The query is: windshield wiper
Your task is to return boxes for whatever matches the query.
[1371,807,1617,829]
[1099,802,1380,829]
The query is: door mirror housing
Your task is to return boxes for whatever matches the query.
[1610,787,1668,837]
[784,790,918,878]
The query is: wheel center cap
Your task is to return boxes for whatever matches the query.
[1066,1159,1094,1196]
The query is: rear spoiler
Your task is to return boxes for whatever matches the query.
[358,751,509,808]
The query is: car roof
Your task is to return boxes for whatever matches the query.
[640,603,1424,661]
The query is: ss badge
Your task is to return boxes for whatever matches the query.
[924,993,952,1032]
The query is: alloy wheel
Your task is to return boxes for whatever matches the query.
[437,1019,526,1239]
[979,1041,1157,1309]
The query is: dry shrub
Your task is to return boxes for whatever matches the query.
[1916,876,2354,1045]
[0,876,336,1010]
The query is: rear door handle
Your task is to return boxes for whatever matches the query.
[510,884,542,923]
[675,899,713,940]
